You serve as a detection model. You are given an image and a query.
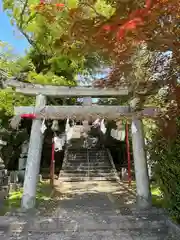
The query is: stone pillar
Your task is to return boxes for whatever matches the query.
[21,94,47,210]
[131,117,152,210]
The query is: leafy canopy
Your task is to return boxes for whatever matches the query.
[2,0,179,97]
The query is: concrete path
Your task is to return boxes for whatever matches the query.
[0,181,176,239]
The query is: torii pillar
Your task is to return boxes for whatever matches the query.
[21,94,47,210]
[131,117,152,210]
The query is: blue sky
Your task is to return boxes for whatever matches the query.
[0,0,106,83]
[0,0,29,55]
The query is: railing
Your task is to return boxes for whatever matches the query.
[106,148,120,182]
[59,148,69,176]
[87,148,90,181]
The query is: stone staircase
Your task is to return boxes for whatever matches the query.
[59,148,119,182]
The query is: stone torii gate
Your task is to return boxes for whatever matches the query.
[7,80,159,210]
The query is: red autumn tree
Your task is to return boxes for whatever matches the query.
[35,0,179,137]
[35,0,179,89]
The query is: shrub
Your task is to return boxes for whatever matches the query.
[148,117,180,223]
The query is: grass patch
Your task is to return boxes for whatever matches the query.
[0,181,53,215]
[151,184,164,208]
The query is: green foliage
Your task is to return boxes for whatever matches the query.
[0,181,52,215]
[0,88,34,116]
[2,0,109,70]
[0,41,36,129]
[131,45,154,83]
[0,41,18,76]
[67,0,79,9]
[26,71,76,86]
[94,0,115,18]
[148,118,180,223]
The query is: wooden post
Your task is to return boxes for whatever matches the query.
[21,94,47,210]
[131,117,152,210]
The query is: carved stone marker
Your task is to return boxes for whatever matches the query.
[0,139,6,170]
[18,140,29,183]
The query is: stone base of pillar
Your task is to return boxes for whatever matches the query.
[136,194,152,210]
[21,194,36,210]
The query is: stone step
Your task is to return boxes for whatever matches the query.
[68,149,88,152]
[68,152,108,157]
[67,157,108,162]
[88,156,109,159]
[67,154,109,158]
[88,152,108,154]
[64,162,112,166]
[62,163,112,167]
[68,150,87,153]
[59,176,117,181]
[66,156,87,159]
[130,208,166,218]
[67,157,108,163]
[24,231,169,240]
[68,152,87,155]
[67,153,87,156]
[60,169,116,175]
[59,173,116,179]
[62,168,113,172]
[65,163,111,167]
[88,159,110,162]
[60,170,115,174]
[63,163,112,167]
[26,216,167,230]
[89,153,108,156]
[89,157,110,160]
[59,169,115,174]
[63,165,112,170]
[107,214,166,223]
[68,151,107,155]
[65,158,109,163]
[62,163,113,170]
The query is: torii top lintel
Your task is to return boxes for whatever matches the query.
[6,79,128,97]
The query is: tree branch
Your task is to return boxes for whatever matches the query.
[17,0,41,52]
[26,12,38,26]
[19,0,28,29]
